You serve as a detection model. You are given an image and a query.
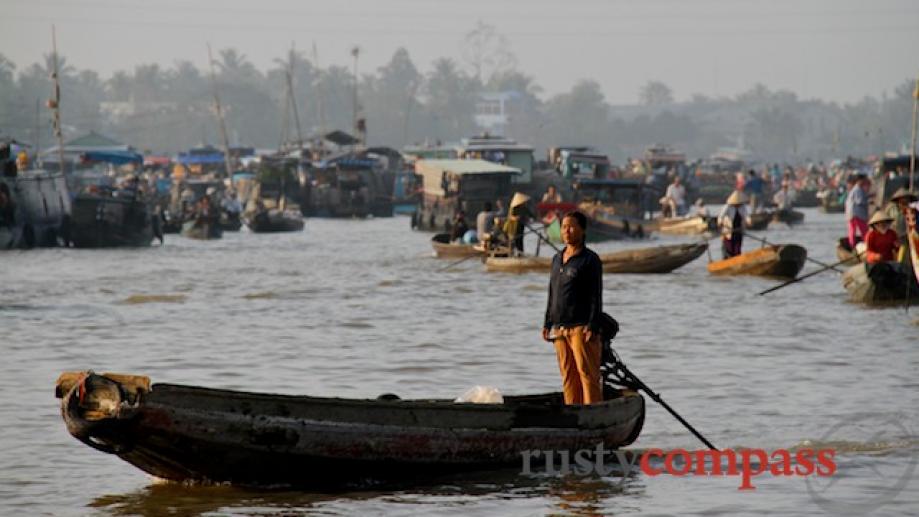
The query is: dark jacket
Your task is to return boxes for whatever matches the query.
[544,246,603,332]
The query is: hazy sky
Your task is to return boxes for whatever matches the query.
[3,0,918,105]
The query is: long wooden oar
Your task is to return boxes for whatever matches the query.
[602,344,717,450]
[436,252,481,272]
[758,254,858,296]
[743,231,844,273]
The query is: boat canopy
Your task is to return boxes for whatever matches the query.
[416,159,520,177]
[82,150,143,165]
[175,152,224,165]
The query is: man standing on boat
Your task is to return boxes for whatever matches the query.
[845,174,870,248]
[717,191,752,259]
[542,211,603,405]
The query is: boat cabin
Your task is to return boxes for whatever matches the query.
[455,134,534,184]
[304,153,390,217]
[873,154,918,210]
[572,178,649,220]
[415,159,519,231]
[557,150,610,179]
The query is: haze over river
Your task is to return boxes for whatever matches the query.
[2,208,917,516]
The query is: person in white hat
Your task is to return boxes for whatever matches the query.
[717,190,752,259]
[864,211,898,264]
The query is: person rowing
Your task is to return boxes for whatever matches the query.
[717,191,753,259]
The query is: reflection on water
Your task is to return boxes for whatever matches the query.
[90,470,642,517]
[1,211,918,515]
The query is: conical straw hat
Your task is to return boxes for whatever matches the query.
[726,190,748,205]
[889,187,918,202]
[509,192,531,208]
[868,211,894,226]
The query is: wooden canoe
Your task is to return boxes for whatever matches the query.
[56,371,644,488]
[655,216,715,236]
[841,262,919,306]
[707,244,807,279]
[485,242,708,274]
[431,233,484,258]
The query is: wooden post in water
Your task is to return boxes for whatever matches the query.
[206,44,234,180]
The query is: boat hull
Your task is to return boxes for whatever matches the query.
[842,262,919,306]
[181,219,223,240]
[57,373,644,488]
[431,233,483,258]
[655,216,714,236]
[69,195,156,248]
[707,244,807,279]
[244,210,305,233]
[485,243,708,274]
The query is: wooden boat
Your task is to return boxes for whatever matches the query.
[771,209,804,225]
[55,371,644,488]
[485,243,708,274]
[707,244,807,279]
[181,218,222,240]
[842,262,918,305]
[655,216,715,236]
[244,209,305,233]
[431,233,484,258]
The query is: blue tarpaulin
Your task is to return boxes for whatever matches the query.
[176,153,224,165]
[82,150,143,165]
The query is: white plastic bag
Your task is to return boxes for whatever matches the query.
[455,385,504,404]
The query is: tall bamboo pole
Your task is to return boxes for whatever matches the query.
[910,77,918,191]
[51,26,66,175]
[207,44,234,180]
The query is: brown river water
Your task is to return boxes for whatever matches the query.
[1,208,917,516]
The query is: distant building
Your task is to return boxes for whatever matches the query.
[474,91,520,136]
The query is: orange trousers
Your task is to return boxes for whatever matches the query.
[553,325,603,405]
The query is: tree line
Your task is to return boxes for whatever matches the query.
[0,41,915,164]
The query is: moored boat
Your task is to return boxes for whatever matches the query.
[55,371,644,488]
[706,244,807,279]
[431,233,484,258]
[841,261,919,306]
[485,243,708,274]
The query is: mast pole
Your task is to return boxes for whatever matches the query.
[207,44,234,180]
[51,26,66,174]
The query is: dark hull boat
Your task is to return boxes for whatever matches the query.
[707,244,807,279]
[70,194,158,248]
[771,209,804,225]
[748,212,771,231]
[842,262,919,306]
[244,209,305,233]
[220,213,242,232]
[56,372,644,488]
